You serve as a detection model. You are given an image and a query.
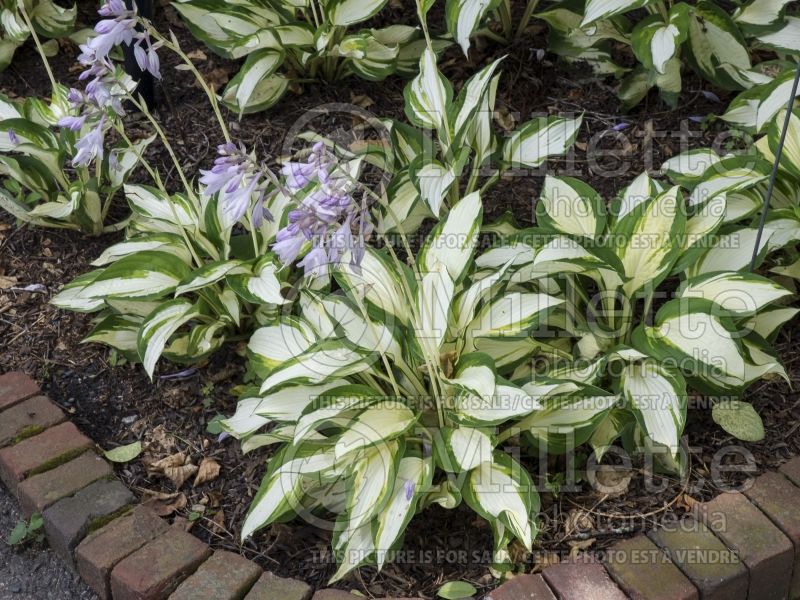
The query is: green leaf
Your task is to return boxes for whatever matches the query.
[712,400,765,441]
[324,0,387,26]
[6,521,27,545]
[438,581,478,599]
[103,441,143,463]
[536,175,605,239]
[419,190,482,282]
[502,115,582,168]
[445,0,495,55]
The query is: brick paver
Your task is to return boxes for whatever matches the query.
[244,572,313,600]
[605,535,698,600]
[743,471,800,599]
[18,452,113,517]
[648,517,747,600]
[75,505,169,600]
[43,479,135,566]
[0,395,65,447]
[0,422,93,495]
[542,556,627,600]
[0,372,39,411]
[110,526,212,600]
[169,549,262,600]
[485,573,557,599]
[694,491,793,600]
[780,457,800,488]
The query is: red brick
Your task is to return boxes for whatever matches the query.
[43,479,135,566]
[695,491,793,600]
[486,574,556,600]
[743,472,800,598]
[0,422,92,495]
[648,517,747,600]
[605,535,698,600]
[780,457,800,488]
[244,572,312,600]
[18,452,113,517]
[0,395,65,447]
[542,559,627,600]
[76,506,168,600]
[168,550,261,600]
[0,371,39,411]
[110,526,212,600]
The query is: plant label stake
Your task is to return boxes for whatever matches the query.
[123,0,155,108]
[750,61,800,271]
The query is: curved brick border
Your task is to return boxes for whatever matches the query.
[3,371,800,600]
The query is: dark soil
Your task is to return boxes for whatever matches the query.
[1,4,798,599]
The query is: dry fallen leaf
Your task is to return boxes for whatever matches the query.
[350,93,374,108]
[148,451,198,489]
[591,465,633,498]
[568,538,595,558]
[0,275,18,290]
[209,509,226,534]
[186,48,207,61]
[564,509,594,533]
[193,457,221,487]
[141,490,187,516]
[149,451,187,471]
[676,492,699,512]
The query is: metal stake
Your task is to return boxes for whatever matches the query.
[750,61,800,271]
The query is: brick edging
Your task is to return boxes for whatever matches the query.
[3,371,800,600]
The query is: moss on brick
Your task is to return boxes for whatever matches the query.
[13,425,45,444]
[27,447,91,478]
[86,504,134,535]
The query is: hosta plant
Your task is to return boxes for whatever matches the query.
[0,0,76,71]
[0,84,153,234]
[445,0,541,54]
[172,0,447,113]
[537,0,800,109]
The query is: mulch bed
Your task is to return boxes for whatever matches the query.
[1,3,799,598]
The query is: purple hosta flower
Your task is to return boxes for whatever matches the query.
[7,128,19,146]
[272,144,374,277]
[200,142,275,225]
[57,115,87,131]
[72,117,106,167]
[700,90,721,103]
[403,479,415,501]
[611,121,630,132]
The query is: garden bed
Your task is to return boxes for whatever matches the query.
[1,2,800,598]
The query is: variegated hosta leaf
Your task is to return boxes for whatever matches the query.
[222,380,348,437]
[516,390,618,453]
[445,0,494,55]
[536,175,604,238]
[466,291,563,344]
[687,157,768,207]
[454,383,544,425]
[441,427,493,471]
[319,295,401,360]
[722,68,800,132]
[125,184,198,230]
[755,16,800,53]
[31,0,77,37]
[84,314,142,357]
[631,5,689,75]
[661,148,723,187]
[373,455,432,569]
[419,190,483,282]
[54,251,191,306]
[614,172,664,221]
[450,57,503,145]
[221,49,284,114]
[174,259,243,296]
[462,453,537,551]
[379,172,430,235]
[247,319,316,376]
[137,299,200,378]
[345,35,400,81]
[680,272,791,315]
[324,0,388,26]
[621,361,687,456]
[336,247,412,323]
[685,2,751,90]
[765,109,800,180]
[258,341,370,395]
[416,263,455,357]
[240,444,337,540]
[614,186,685,296]
[632,299,747,392]
[404,48,452,132]
[415,161,455,217]
[688,227,771,276]
[227,258,288,305]
[334,401,417,459]
[502,115,582,168]
[744,305,800,341]
[581,0,655,26]
[734,0,794,29]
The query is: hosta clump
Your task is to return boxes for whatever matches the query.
[535,0,800,109]
[0,0,76,71]
[223,190,572,579]
[172,0,445,113]
[0,85,152,234]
